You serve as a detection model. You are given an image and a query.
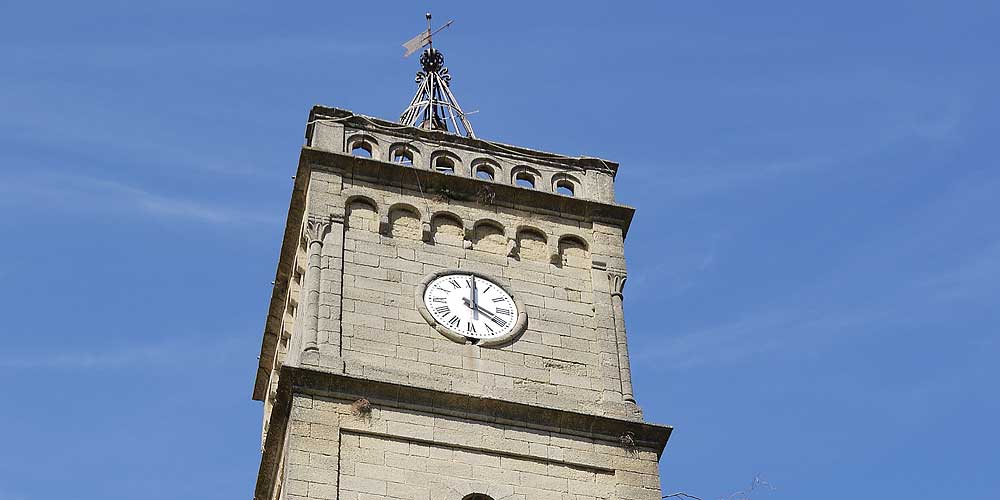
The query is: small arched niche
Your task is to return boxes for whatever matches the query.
[347,135,377,159]
[558,235,590,268]
[473,220,506,254]
[388,205,422,239]
[431,212,464,246]
[346,197,378,232]
[516,227,548,261]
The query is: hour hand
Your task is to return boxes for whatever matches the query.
[461,297,493,317]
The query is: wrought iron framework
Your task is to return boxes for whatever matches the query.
[399,47,476,138]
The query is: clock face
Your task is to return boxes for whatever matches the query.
[422,273,518,340]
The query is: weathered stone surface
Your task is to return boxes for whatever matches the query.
[260,368,669,500]
[252,106,666,500]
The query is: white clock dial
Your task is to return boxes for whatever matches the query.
[422,273,518,340]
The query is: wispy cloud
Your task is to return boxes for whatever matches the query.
[0,490,28,500]
[6,37,385,70]
[626,71,968,201]
[0,173,280,225]
[0,336,245,370]
[631,237,1000,373]
[630,171,1000,371]
[914,240,1000,302]
[0,84,279,179]
[633,157,829,199]
[632,306,884,371]
[628,233,723,299]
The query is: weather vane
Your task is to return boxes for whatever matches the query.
[398,13,476,138]
[402,12,453,58]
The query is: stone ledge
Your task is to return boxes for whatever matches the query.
[256,363,672,500]
[285,365,671,450]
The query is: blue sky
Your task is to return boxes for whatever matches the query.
[2,1,997,499]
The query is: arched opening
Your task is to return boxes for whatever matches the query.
[514,172,535,189]
[348,136,376,158]
[391,146,414,166]
[552,174,581,197]
[434,157,455,174]
[555,180,575,196]
[472,159,499,182]
[511,166,541,190]
[432,153,458,174]
[476,166,495,181]
[351,143,372,158]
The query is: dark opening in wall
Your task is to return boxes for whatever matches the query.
[476,166,495,181]
[351,143,372,158]
[392,148,414,165]
[434,156,456,174]
[515,172,535,189]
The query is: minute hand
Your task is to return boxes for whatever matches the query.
[461,298,497,319]
[470,275,478,321]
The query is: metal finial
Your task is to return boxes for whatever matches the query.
[420,48,445,72]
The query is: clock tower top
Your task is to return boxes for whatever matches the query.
[253,105,638,407]
[249,29,669,500]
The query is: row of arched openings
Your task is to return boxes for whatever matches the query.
[348,135,579,197]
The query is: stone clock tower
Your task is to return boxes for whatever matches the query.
[251,40,671,500]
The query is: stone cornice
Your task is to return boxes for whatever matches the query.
[255,364,672,500]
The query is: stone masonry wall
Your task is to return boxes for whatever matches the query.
[297,167,634,418]
[281,394,662,500]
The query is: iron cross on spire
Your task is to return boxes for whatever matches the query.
[398,13,476,138]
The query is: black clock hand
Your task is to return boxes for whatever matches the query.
[461,297,494,318]
[461,298,512,329]
[470,275,478,321]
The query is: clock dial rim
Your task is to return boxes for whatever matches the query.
[415,269,528,347]
[423,274,518,340]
